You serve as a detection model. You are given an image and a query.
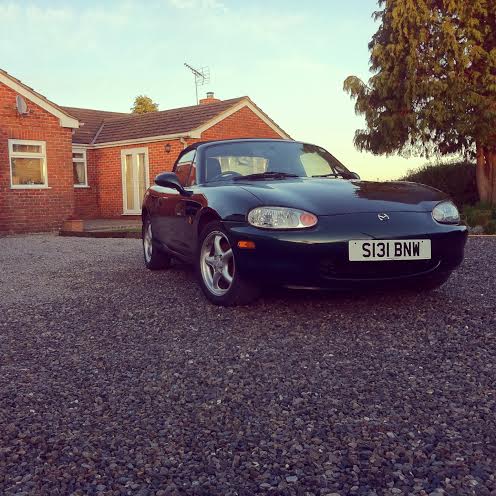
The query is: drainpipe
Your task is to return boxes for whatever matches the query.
[180,137,188,149]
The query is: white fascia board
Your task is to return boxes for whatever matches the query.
[193,99,291,139]
[85,132,192,149]
[0,73,79,129]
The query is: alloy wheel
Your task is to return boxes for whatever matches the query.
[143,222,153,263]
[200,231,234,296]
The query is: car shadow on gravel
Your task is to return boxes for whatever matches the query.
[167,258,456,310]
[260,285,458,313]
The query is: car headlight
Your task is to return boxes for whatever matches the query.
[432,201,460,224]
[248,207,318,229]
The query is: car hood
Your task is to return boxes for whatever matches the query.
[238,178,448,215]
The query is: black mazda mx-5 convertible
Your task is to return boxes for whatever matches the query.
[142,139,467,306]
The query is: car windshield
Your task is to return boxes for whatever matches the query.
[203,141,352,182]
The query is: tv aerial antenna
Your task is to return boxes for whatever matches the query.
[184,63,210,104]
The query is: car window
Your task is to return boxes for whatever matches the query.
[177,150,196,165]
[203,141,351,182]
[175,150,196,187]
[217,156,268,175]
[187,155,197,186]
[300,152,332,177]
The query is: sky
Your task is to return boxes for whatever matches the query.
[0,0,430,180]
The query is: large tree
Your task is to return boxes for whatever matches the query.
[344,0,496,204]
[131,95,159,114]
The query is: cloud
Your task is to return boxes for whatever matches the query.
[0,2,70,22]
[0,2,132,28]
[0,1,136,58]
[198,7,304,42]
[167,0,227,10]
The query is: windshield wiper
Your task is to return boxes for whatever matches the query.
[312,172,342,178]
[234,171,299,181]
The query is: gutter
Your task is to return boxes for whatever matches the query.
[79,132,196,149]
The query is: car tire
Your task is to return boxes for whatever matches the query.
[412,271,452,292]
[142,215,171,270]
[197,221,260,306]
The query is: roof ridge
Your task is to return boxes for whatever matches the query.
[151,96,247,115]
[61,105,128,114]
[64,96,248,120]
[69,96,288,145]
[89,96,249,130]
[91,97,250,144]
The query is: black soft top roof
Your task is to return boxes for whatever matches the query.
[177,138,349,172]
[180,138,294,156]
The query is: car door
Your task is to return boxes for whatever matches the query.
[173,153,206,259]
[153,150,196,252]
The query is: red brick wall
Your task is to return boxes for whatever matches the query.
[94,140,185,218]
[0,82,74,233]
[201,106,283,140]
[73,148,99,218]
[0,90,287,228]
[93,106,284,218]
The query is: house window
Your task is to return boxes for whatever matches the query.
[9,139,48,188]
[72,148,88,187]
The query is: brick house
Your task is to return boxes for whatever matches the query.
[0,70,290,234]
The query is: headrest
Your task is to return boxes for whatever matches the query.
[206,157,221,181]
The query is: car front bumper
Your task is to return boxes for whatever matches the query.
[224,212,468,289]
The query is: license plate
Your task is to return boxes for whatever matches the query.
[349,239,431,261]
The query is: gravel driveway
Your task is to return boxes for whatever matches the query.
[1,235,495,496]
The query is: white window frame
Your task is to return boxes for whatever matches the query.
[9,139,48,189]
[120,147,150,215]
[72,147,89,188]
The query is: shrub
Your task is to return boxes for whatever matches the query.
[462,203,496,234]
[486,220,496,235]
[400,160,478,207]
[463,203,495,226]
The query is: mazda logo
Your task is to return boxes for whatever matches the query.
[378,213,390,221]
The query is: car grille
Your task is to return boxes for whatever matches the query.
[319,257,440,280]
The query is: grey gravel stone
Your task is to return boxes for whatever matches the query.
[0,234,495,495]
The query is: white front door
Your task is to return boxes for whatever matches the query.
[121,148,149,214]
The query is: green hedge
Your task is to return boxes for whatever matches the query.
[400,161,478,207]
[462,203,496,234]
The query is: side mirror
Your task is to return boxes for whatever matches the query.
[350,171,360,180]
[154,172,190,195]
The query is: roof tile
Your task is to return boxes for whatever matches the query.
[61,107,128,144]
[62,97,246,145]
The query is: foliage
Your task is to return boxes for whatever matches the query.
[344,0,496,203]
[401,160,496,232]
[486,220,496,234]
[400,160,477,207]
[131,95,159,114]
[462,203,496,233]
